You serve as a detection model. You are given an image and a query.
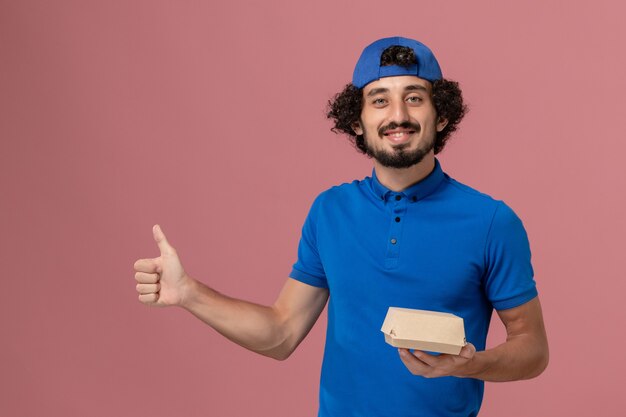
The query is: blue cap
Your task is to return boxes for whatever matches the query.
[352,36,442,88]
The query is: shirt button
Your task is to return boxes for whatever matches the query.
[390,238,397,244]
[395,195,402,201]
[395,217,401,222]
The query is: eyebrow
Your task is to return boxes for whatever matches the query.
[405,84,428,92]
[366,84,428,97]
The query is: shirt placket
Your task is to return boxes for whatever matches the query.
[385,193,408,269]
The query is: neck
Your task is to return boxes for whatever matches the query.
[373,154,436,192]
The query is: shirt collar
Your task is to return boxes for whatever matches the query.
[369,158,445,203]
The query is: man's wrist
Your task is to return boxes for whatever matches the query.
[178,274,199,309]
[457,350,492,379]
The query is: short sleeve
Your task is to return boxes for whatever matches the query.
[289,193,328,288]
[483,201,538,310]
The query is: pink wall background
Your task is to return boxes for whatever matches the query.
[2,1,625,416]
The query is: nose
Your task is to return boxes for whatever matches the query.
[390,100,410,123]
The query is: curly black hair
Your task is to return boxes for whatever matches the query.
[326,46,468,155]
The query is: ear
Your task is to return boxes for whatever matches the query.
[351,120,364,135]
[436,116,449,133]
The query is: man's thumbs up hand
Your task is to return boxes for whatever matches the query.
[134,224,193,307]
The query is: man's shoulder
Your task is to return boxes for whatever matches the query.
[314,175,369,196]
[307,177,372,210]
[441,175,527,229]
[441,174,502,207]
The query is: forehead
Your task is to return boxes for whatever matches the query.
[362,75,432,96]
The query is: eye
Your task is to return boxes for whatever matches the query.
[372,98,387,106]
[406,96,422,104]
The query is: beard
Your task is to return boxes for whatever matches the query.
[362,121,435,169]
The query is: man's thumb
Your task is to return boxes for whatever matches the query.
[153,224,173,254]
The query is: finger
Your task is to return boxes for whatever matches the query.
[135,271,160,284]
[458,342,476,359]
[136,283,160,294]
[133,258,160,273]
[138,293,159,304]
[398,349,431,375]
[153,224,175,256]
[409,349,442,367]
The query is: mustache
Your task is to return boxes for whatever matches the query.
[378,121,421,137]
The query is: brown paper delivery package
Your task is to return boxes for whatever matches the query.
[380,307,466,355]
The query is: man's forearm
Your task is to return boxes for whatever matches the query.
[180,277,291,360]
[461,332,549,382]
[461,298,550,382]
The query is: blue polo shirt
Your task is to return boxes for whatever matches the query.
[289,158,538,417]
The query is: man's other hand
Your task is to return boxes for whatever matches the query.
[398,343,476,378]
[133,224,192,307]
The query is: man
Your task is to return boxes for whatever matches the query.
[134,36,548,416]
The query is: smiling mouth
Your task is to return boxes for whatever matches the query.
[379,121,421,144]
[383,130,415,144]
